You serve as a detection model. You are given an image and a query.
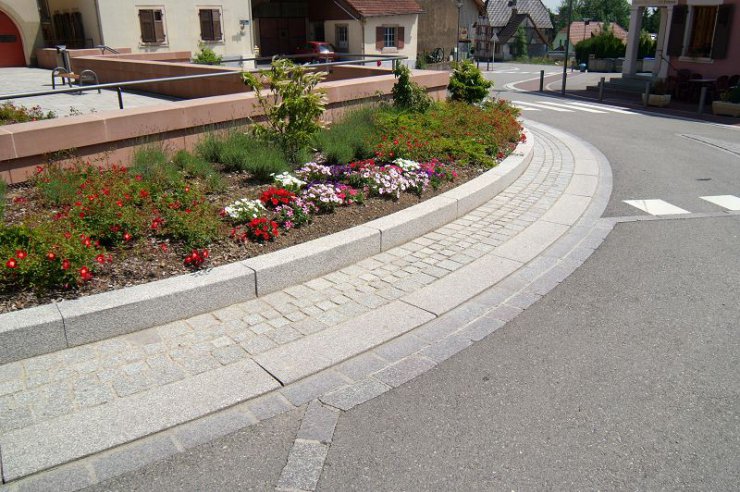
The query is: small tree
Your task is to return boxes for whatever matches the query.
[391,64,432,112]
[514,27,528,58]
[242,59,327,162]
[448,60,492,104]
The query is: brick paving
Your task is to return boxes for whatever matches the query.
[0,128,573,436]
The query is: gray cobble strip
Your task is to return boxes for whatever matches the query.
[0,129,572,437]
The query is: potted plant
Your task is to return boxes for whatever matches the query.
[642,78,671,107]
[712,86,740,117]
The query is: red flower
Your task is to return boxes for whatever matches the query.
[6,258,17,269]
[139,189,150,199]
[79,266,93,281]
[16,250,27,260]
[260,187,296,208]
[135,175,143,181]
[95,254,106,265]
[159,243,168,253]
[123,232,132,242]
[46,252,56,261]
[62,259,71,270]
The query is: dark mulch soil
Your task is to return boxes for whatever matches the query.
[1,164,491,314]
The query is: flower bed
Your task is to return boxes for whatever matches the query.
[1,99,522,314]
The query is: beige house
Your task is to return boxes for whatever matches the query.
[1,0,257,66]
[251,0,422,67]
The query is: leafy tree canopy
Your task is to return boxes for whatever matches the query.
[555,0,630,32]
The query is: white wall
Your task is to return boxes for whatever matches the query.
[0,0,42,64]
[362,14,419,67]
[324,19,362,54]
[96,1,255,58]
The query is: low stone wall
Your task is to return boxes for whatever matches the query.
[35,48,133,69]
[0,70,450,185]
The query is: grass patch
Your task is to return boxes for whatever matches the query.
[0,180,6,218]
[314,108,378,164]
[197,131,290,182]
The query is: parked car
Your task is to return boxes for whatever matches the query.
[296,42,336,63]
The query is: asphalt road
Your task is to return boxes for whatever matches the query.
[86,63,740,491]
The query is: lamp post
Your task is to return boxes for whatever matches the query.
[561,0,574,95]
[456,0,463,62]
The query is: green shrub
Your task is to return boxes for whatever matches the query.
[242,59,327,162]
[131,145,183,191]
[575,27,626,63]
[391,64,432,113]
[172,150,224,192]
[195,132,224,163]
[373,100,520,166]
[448,60,492,104]
[314,108,378,164]
[192,42,223,65]
[722,85,740,104]
[208,131,290,181]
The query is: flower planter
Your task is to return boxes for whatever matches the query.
[712,100,740,117]
[641,93,671,107]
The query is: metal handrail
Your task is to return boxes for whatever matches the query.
[0,54,407,109]
[96,45,120,55]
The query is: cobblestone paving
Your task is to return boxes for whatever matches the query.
[0,129,573,435]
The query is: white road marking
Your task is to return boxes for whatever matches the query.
[700,195,740,211]
[532,101,607,113]
[623,199,691,215]
[514,105,541,111]
[512,100,574,112]
[569,102,636,114]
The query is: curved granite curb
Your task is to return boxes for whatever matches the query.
[0,131,535,364]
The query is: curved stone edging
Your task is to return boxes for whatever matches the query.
[0,131,535,364]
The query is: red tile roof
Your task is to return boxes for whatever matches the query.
[343,0,424,17]
[560,21,628,45]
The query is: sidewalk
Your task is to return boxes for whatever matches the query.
[0,121,612,490]
[0,67,178,116]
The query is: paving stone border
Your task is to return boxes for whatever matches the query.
[0,132,534,365]
[0,121,606,489]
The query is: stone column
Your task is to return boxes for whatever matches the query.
[622,5,644,76]
[652,6,672,78]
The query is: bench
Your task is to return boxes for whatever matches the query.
[51,67,101,93]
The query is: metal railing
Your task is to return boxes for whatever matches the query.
[96,45,120,55]
[0,53,407,110]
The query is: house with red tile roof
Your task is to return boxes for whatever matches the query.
[552,21,628,54]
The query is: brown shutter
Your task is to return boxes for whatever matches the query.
[139,10,155,43]
[397,26,405,48]
[711,4,733,59]
[199,10,213,40]
[666,5,687,57]
[154,10,165,42]
[376,26,384,50]
[213,9,222,41]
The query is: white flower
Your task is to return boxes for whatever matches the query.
[224,198,266,222]
[393,158,420,172]
[271,172,306,192]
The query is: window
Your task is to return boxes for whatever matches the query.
[138,9,166,44]
[384,27,396,48]
[336,24,348,52]
[667,3,734,60]
[199,9,222,42]
[375,26,404,51]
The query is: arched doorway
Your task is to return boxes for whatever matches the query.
[0,10,25,67]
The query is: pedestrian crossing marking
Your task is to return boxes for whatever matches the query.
[512,101,574,112]
[623,199,690,215]
[533,101,607,113]
[569,102,635,114]
[700,195,740,211]
[516,106,541,111]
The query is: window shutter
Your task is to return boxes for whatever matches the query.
[139,10,155,43]
[711,4,733,59]
[666,5,687,57]
[154,10,165,42]
[200,10,213,40]
[397,26,405,49]
[376,26,384,50]
[212,9,222,41]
